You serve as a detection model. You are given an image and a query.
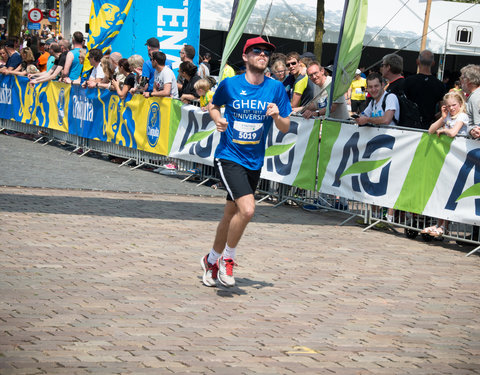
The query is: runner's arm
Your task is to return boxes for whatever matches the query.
[267,103,290,133]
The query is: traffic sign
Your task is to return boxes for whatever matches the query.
[27,22,41,30]
[48,9,57,18]
[28,8,43,23]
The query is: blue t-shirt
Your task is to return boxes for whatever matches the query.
[6,51,22,69]
[68,48,82,80]
[212,74,292,170]
[142,58,173,91]
[46,55,56,72]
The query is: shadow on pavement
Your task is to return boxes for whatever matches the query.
[0,192,335,225]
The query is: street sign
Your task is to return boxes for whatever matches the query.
[48,9,57,18]
[27,22,41,30]
[28,8,43,23]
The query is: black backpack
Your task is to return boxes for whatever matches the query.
[382,92,422,128]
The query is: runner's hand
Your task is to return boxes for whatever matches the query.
[216,118,228,132]
[266,103,279,118]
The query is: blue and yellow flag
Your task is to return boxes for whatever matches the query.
[85,0,133,69]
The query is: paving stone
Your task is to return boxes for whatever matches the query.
[1,133,480,374]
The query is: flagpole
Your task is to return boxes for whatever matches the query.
[328,0,350,116]
[420,0,432,51]
[260,0,273,38]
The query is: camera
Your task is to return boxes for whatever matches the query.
[140,76,149,87]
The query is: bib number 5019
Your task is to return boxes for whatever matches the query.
[238,131,257,140]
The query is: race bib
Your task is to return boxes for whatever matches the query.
[232,121,263,145]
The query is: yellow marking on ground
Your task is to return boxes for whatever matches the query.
[286,346,320,354]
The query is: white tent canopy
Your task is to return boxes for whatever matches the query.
[200,0,480,55]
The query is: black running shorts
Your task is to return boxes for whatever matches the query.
[214,158,261,201]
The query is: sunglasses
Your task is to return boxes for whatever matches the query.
[250,47,272,57]
[286,61,297,68]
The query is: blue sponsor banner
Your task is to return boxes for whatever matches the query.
[110,0,201,76]
[69,85,97,139]
[0,75,15,119]
[28,22,41,30]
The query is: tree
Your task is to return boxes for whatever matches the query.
[313,0,325,62]
[8,0,22,38]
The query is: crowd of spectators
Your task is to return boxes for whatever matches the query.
[1,32,479,141]
[1,32,480,235]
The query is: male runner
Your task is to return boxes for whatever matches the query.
[201,37,292,287]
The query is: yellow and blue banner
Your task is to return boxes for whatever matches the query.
[86,0,133,53]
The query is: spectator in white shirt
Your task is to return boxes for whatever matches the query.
[356,72,399,126]
[83,48,104,89]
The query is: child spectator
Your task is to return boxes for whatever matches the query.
[428,91,469,138]
[98,55,115,89]
[194,78,214,111]
[422,91,469,237]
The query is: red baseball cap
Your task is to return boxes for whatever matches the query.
[243,36,275,54]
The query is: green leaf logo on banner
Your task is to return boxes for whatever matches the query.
[185,129,215,145]
[456,183,480,202]
[340,158,391,178]
[265,143,295,157]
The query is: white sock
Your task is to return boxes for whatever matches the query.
[207,248,221,265]
[223,244,236,260]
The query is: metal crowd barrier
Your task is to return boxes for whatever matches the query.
[1,118,479,257]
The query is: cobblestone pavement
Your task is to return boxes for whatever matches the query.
[1,133,480,374]
[0,134,225,197]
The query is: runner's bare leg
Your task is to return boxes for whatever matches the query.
[212,194,255,253]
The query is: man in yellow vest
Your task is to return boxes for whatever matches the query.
[346,69,367,115]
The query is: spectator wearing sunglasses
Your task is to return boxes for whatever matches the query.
[285,51,315,111]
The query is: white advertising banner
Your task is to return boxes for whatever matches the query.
[169,106,320,190]
[318,121,480,225]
